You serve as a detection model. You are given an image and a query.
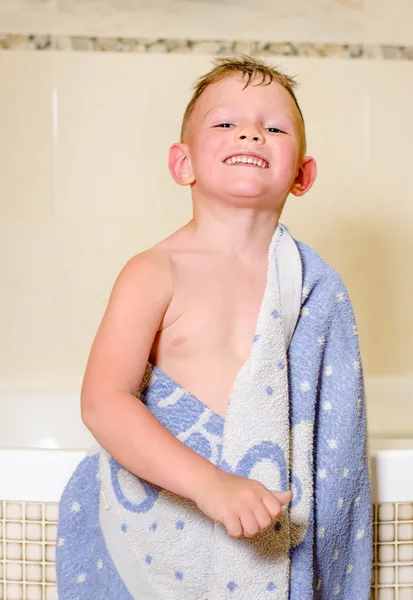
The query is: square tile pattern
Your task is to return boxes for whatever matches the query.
[1,501,58,600]
[1,500,413,599]
[371,503,413,600]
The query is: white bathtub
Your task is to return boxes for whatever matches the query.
[0,390,412,503]
[2,443,413,503]
[0,390,90,502]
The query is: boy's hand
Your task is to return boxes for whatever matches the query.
[195,469,292,538]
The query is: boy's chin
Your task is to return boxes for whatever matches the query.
[224,180,271,199]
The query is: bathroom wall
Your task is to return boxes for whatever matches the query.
[0,0,413,440]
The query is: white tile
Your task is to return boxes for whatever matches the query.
[378,544,395,563]
[26,585,43,600]
[400,566,413,585]
[6,542,23,561]
[25,504,42,521]
[399,504,413,521]
[378,589,394,600]
[45,544,56,563]
[45,524,57,543]
[400,588,413,600]
[45,585,59,600]
[379,504,395,522]
[378,524,395,543]
[25,543,43,562]
[6,522,23,541]
[6,582,24,600]
[45,503,59,522]
[45,564,56,583]
[399,544,413,562]
[6,562,23,582]
[378,590,394,600]
[399,524,413,542]
[26,563,42,583]
[6,503,23,520]
[25,523,42,542]
[378,566,395,585]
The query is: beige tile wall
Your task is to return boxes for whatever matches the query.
[365,0,413,44]
[0,0,364,43]
[0,50,412,436]
[0,1,56,37]
[2,0,413,45]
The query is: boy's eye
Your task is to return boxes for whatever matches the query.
[267,127,284,134]
[215,123,233,128]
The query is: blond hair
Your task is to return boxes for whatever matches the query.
[180,55,306,154]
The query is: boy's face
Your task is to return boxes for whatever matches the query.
[182,74,307,205]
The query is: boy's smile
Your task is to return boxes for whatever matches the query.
[223,151,270,169]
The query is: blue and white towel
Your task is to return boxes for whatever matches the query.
[56,225,372,599]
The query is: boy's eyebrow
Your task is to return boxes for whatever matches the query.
[202,106,232,120]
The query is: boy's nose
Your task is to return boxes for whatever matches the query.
[236,126,264,144]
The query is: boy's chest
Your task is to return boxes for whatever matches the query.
[151,259,268,416]
[161,260,267,360]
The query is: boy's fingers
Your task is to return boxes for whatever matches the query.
[262,494,282,521]
[253,503,273,531]
[224,515,243,539]
[240,512,260,538]
[272,490,293,506]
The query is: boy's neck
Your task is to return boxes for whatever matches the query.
[187,207,281,261]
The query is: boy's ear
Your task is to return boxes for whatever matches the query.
[168,143,195,186]
[290,155,317,197]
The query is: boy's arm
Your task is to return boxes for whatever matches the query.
[81,250,219,503]
[81,249,292,539]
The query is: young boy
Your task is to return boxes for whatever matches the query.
[56,56,372,599]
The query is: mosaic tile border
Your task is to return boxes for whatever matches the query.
[0,34,413,60]
[372,503,413,599]
[2,501,413,599]
[1,501,58,600]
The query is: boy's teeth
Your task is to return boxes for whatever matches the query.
[225,155,268,168]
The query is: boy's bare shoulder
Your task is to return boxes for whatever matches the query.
[113,227,188,301]
[117,246,172,294]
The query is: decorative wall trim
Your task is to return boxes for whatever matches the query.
[0,34,413,59]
